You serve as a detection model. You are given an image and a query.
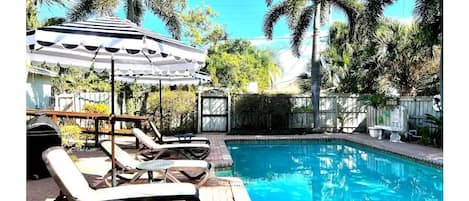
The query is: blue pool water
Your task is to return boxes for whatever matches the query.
[226,140,442,201]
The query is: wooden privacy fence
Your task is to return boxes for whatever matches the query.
[54,92,121,129]
[230,94,437,133]
[319,95,367,133]
[230,94,367,133]
[367,96,441,132]
[54,92,113,112]
[49,93,438,134]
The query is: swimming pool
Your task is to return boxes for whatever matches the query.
[225,140,442,201]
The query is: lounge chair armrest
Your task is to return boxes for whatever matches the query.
[174,133,195,142]
[174,133,195,138]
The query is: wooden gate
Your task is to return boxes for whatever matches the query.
[201,96,229,132]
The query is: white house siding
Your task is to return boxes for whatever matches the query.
[27,73,53,109]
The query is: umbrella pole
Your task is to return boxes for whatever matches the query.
[111,57,116,187]
[159,79,163,132]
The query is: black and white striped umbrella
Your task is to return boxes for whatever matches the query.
[115,70,211,131]
[115,71,211,85]
[26,16,207,187]
[26,16,205,74]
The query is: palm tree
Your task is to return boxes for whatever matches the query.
[67,0,186,39]
[414,0,442,104]
[263,0,392,129]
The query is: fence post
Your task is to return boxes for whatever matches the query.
[334,95,339,132]
[73,93,79,112]
[197,91,202,134]
[227,93,231,133]
[267,96,271,131]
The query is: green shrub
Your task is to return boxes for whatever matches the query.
[60,125,84,148]
[425,113,443,148]
[419,127,432,145]
[83,103,110,114]
[82,103,110,133]
[358,93,392,109]
[148,90,196,133]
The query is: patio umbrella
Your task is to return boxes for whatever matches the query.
[26,16,206,186]
[115,71,211,130]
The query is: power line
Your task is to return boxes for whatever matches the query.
[218,35,328,41]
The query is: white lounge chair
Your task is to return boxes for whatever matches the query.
[42,146,200,201]
[148,121,210,145]
[99,140,211,187]
[132,128,210,160]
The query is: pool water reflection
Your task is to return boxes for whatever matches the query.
[226,140,442,201]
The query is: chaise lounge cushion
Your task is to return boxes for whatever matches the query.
[42,146,200,201]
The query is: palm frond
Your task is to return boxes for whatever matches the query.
[92,0,119,17]
[67,0,95,22]
[125,0,145,25]
[263,1,288,39]
[37,0,67,7]
[291,5,314,57]
[361,0,394,37]
[414,0,442,46]
[41,17,66,27]
[265,0,273,7]
[331,0,362,42]
[414,0,439,24]
[148,1,181,39]
[284,0,309,30]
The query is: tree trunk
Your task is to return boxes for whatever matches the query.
[311,3,322,129]
[439,46,443,110]
[140,91,149,114]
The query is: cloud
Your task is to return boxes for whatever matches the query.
[249,32,329,84]
[397,17,415,25]
[248,34,292,49]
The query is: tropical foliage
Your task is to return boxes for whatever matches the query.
[204,39,282,93]
[413,0,442,105]
[263,0,392,128]
[301,19,439,96]
[51,67,111,94]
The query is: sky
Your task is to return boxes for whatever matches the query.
[38,0,416,84]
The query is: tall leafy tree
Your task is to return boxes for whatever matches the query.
[179,6,228,48]
[67,0,186,39]
[205,40,282,93]
[263,0,392,128]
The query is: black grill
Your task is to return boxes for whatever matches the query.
[27,114,61,179]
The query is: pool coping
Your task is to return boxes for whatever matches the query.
[200,133,443,170]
